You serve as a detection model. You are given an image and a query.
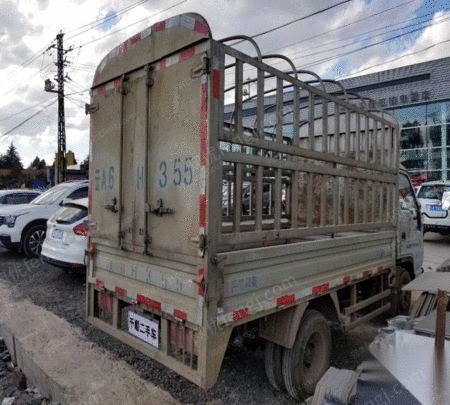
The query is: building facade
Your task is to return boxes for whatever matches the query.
[338,57,450,184]
[225,56,450,185]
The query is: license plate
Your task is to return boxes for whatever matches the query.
[51,229,63,240]
[430,205,445,212]
[128,311,159,348]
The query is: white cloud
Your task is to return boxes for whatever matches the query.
[0,0,449,168]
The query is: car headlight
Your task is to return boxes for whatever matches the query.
[5,214,26,228]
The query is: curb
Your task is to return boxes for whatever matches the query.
[0,325,71,402]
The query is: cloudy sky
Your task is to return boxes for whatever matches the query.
[0,0,449,168]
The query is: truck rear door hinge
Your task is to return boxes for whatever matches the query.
[85,103,99,115]
[191,56,210,78]
[199,234,207,250]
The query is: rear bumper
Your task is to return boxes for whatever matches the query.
[41,254,86,271]
[423,224,450,234]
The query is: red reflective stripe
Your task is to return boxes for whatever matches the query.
[363,271,370,277]
[233,308,249,321]
[197,268,205,297]
[212,69,220,99]
[115,287,126,296]
[99,293,113,312]
[159,60,166,70]
[97,86,105,95]
[312,283,329,294]
[96,279,104,288]
[153,21,165,32]
[277,294,295,307]
[180,47,196,61]
[377,266,383,273]
[200,82,207,166]
[114,78,121,88]
[343,276,351,284]
[199,194,206,227]
[136,295,161,311]
[129,33,141,45]
[194,20,209,35]
[174,309,187,320]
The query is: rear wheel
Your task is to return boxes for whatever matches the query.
[22,224,46,258]
[264,341,285,391]
[282,309,331,400]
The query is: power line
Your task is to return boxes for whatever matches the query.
[75,0,188,49]
[0,41,55,87]
[0,98,56,124]
[2,62,54,97]
[284,9,448,59]
[267,0,416,54]
[65,95,85,109]
[294,15,450,70]
[66,0,150,40]
[292,13,450,61]
[250,0,352,40]
[0,100,57,140]
[337,36,450,80]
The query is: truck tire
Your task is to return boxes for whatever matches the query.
[22,224,46,258]
[397,269,412,315]
[264,341,285,392]
[282,309,331,400]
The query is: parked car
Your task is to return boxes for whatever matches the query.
[0,189,41,206]
[41,198,89,271]
[416,181,450,235]
[0,180,89,257]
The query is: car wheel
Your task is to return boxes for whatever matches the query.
[282,309,331,400]
[22,224,46,258]
[265,341,286,392]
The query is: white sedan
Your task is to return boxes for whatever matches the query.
[41,197,89,271]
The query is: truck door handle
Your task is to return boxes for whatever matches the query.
[147,199,172,217]
[401,232,406,240]
[104,197,119,213]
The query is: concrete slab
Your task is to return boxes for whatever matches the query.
[0,280,179,405]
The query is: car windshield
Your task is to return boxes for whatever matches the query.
[31,184,71,205]
[417,185,450,200]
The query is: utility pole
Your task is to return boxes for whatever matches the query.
[45,32,72,184]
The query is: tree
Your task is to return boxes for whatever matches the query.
[28,156,47,170]
[3,142,23,171]
[80,155,89,171]
[29,156,41,170]
[0,142,23,185]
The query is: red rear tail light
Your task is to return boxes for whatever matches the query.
[73,223,89,236]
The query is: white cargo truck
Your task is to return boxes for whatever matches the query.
[86,13,423,400]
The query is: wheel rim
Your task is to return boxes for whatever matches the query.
[29,229,46,255]
[295,332,325,385]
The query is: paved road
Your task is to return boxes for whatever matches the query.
[422,232,450,272]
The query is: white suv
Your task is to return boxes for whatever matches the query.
[417,181,450,235]
[0,181,89,257]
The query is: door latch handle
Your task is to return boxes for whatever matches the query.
[104,197,119,213]
[147,199,172,217]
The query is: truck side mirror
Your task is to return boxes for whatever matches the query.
[442,191,450,210]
